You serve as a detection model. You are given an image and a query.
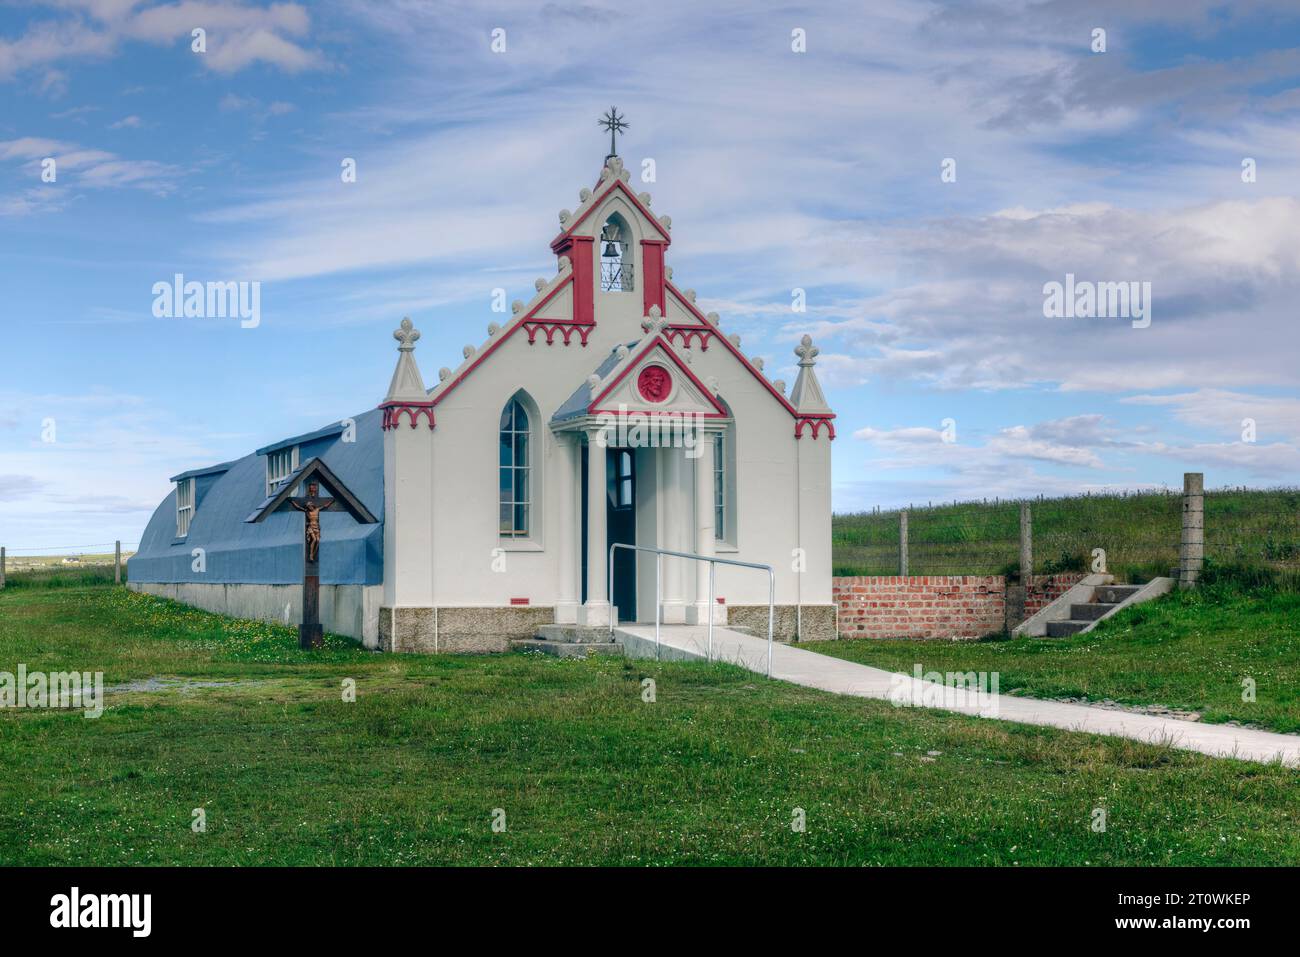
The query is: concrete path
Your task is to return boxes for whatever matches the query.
[615,623,1300,767]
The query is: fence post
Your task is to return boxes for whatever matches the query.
[1019,502,1032,585]
[115,540,122,585]
[899,509,909,577]
[1180,472,1204,589]
[0,546,5,590]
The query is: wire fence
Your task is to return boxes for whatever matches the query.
[833,486,1300,584]
[0,541,138,589]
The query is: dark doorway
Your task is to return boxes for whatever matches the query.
[607,448,636,622]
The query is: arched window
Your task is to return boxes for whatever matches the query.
[499,396,531,538]
[599,213,633,292]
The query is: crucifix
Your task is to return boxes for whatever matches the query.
[289,481,335,648]
[245,457,378,650]
[598,106,629,159]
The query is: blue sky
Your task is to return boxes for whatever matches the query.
[1,0,1299,553]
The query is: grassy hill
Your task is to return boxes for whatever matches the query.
[833,486,1300,584]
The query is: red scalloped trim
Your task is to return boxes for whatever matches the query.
[795,416,835,440]
[380,401,436,431]
[523,320,595,346]
[665,326,713,351]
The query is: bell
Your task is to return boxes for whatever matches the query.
[603,241,620,258]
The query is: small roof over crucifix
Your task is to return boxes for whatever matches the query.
[598,106,628,160]
[244,456,379,525]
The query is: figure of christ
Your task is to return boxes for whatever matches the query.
[289,482,337,563]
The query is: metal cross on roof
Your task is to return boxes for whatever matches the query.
[598,107,629,159]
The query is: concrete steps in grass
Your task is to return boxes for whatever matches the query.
[1015,575,1175,638]
[511,624,624,658]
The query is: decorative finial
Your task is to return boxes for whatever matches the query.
[795,334,819,366]
[641,305,669,336]
[598,106,629,159]
[393,317,420,351]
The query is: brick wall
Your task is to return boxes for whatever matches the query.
[832,574,1083,640]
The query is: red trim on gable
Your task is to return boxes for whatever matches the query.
[664,281,830,423]
[379,401,436,431]
[523,320,595,346]
[588,336,730,418]
[665,326,713,351]
[432,273,581,408]
[550,176,672,248]
[795,416,836,440]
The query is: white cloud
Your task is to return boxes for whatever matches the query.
[0,1,324,80]
[0,135,182,205]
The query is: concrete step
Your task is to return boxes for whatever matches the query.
[534,624,618,644]
[1046,620,1091,637]
[1070,602,1113,621]
[511,638,623,658]
[1091,584,1142,604]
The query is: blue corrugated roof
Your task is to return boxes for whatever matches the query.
[169,459,239,483]
[129,408,384,586]
[256,421,349,456]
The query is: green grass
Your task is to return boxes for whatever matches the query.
[799,584,1300,735]
[1,583,1298,866]
[832,487,1300,583]
[1,564,122,590]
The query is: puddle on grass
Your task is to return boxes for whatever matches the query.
[104,677,270,695]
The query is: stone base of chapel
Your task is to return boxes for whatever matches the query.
[379,604,556,653]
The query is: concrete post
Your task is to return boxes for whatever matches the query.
[114,540,122,585]
[1019,503,1032,585]
[1180,472,1204,589]
[0,546,5,589]
[899,510,909,577]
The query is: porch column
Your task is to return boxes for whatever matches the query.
[690,431,717,625]
[661,446,687,623]
[579,429,611,626]
[554,434,579,623]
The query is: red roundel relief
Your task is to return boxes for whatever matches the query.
[637,365,672,403]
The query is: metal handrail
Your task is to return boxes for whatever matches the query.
[608,543,776,676]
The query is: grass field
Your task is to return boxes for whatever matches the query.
[832,487,1300,583]
[798,583,1300,735]
[2,583,1298,866]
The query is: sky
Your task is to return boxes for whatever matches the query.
[1,0,1298,554]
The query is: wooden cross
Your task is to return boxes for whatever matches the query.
[245,457,378,650]
[288,481,336,648]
